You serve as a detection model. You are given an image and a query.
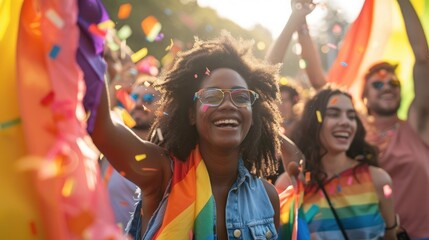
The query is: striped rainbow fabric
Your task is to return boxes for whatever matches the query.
[302,165,384,239]
[326,0,429,119]
[279,179,310,240]
[153,146,215,239]
[11,0,122,238]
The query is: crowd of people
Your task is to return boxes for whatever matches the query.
[84,0,429,239]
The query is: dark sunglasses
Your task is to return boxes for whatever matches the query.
[371,79,400,90]
[193,88,259,108]
[130,93,155,104]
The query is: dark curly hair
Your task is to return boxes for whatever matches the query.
[291,88,378,184]
[148,32,282,177]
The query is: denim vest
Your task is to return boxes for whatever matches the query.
[127,159,278,240]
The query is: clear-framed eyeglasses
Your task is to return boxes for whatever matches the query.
[193,88,259,108]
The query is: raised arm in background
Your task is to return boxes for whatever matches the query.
[265,0,314,64]
[397,0,429,146]
[91,82,171,194]
[297,17,327,90]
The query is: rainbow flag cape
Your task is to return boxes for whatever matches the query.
[327,0,429,119]
[278,180,310,240]
[1,0,123,238]
[152,146,215,239]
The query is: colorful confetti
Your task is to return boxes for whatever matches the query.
[329,96,338,105]
[62,178,75,197]
[49,45,61,59]
[88,24,107,37]
[340,61,348,67]
[316,110,323,123]
[347,176,353,185]
[383,184,392,198]
[205,67,211,76]
[119,171,126,177]
[117,24,132,40]
[202,104,209,112]
[156,128,164,142]
[98,20,115,30]
[119,201,129,206]
[45,8,64,28]
[279,77,288,86]
[141,16,162,42]
[135,154,147,161]
[40,91,55,106]
[326,43,337,49]
[131,47,148,63]
[0,117,21,130]
[117,3,132,19]
[155,33,164,41]
[165,38,174,51]
[194,74,198,79]
[299,59,307,69]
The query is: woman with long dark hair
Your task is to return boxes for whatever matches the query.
[291,88,397,239]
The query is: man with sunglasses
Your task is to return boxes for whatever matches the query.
[130,77,160,136]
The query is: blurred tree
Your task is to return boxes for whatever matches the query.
[102,0,273,68]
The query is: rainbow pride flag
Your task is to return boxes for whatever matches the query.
[327,0,429,119]
[152,146,215,239]
[4,0,122,238]
[278,180,310,240]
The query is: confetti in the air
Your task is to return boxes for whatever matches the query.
[88,24,107,37]
[141,16,162,42]
[156,128,164,142]
[118,3,132,19]
[131,47,148,63]
[45,8,64,28]
[340,61,348,67]
[347,176,353,185]
[330,97,338,105]
[205,67,211,76]
[117,24,132,40]
[135,154,147,161]
[62,178,75,197]
[326,43,337,49]
[49,45,61,59]
[165,38,174,51]
[40,91,55,106]
[98,20,115,30]
[119,201,129,206]
[155,33,164,41]
[316,110,323,123]
[202,104,209,112]
[383,184,392,198]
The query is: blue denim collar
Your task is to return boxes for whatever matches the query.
[234,158,254,190]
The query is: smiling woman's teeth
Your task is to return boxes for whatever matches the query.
[214,119,238,126]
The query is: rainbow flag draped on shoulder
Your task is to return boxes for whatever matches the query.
[152,146,215,240]
[278,180,310,240]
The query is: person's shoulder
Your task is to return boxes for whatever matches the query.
[261,179,280,202]
[369,166,392,193]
